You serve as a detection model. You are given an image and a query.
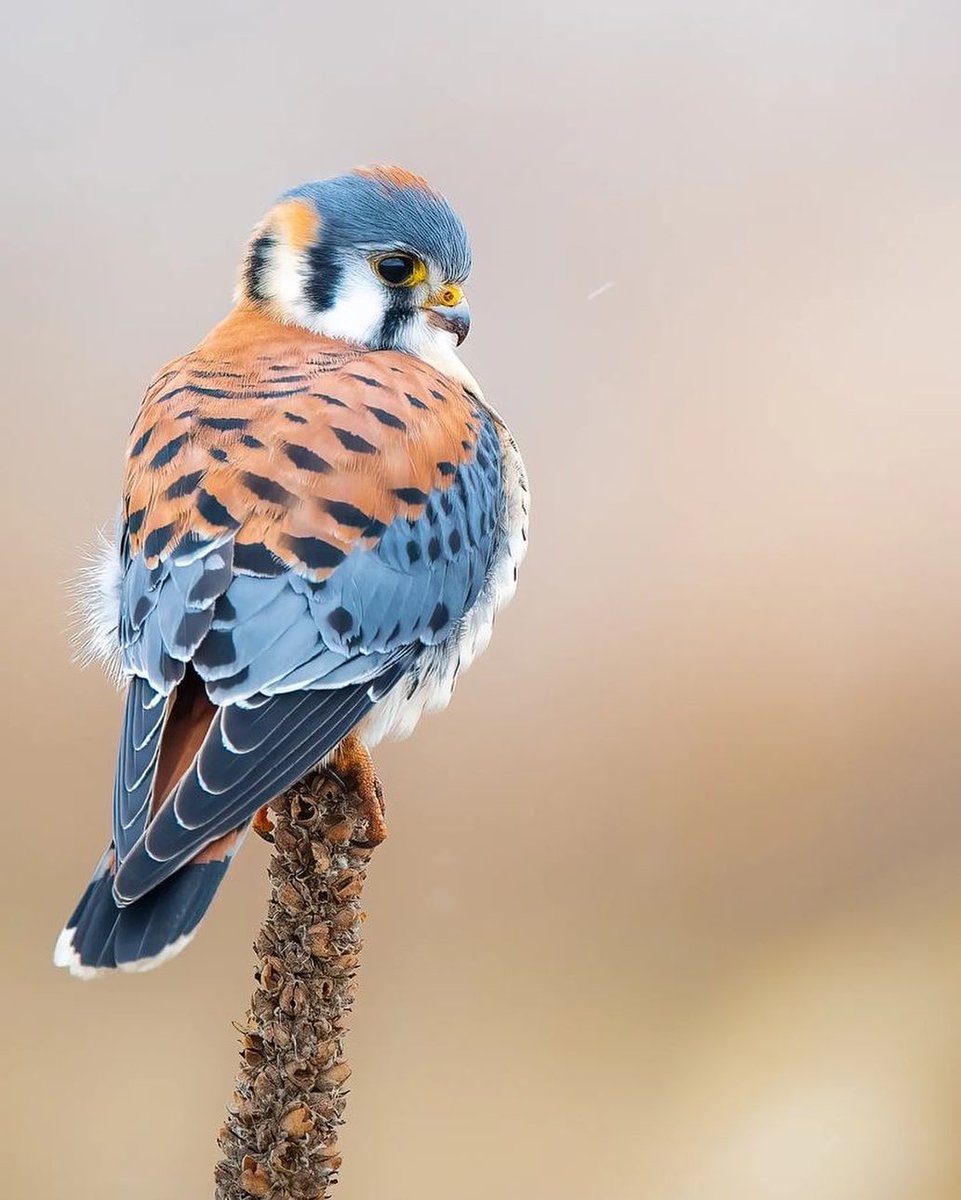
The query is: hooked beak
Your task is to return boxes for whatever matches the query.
[424,283,471,345]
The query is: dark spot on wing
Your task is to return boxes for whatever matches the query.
[327,607,354,635]
[196,629,236,668]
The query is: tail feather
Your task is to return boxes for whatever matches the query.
[54,830,244,978]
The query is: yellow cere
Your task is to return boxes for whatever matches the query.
[431,283,464,307]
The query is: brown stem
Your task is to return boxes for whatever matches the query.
[214,766,382,1199]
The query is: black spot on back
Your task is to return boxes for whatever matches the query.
[150,433,188,469]
[394,487,429,505]
[143,523,176,559]
[200,416,248,432]
[233,542,285,576]
[332,428,377,454]
[282,534,346,571]
[130,427,153,457]
[405,393,428,410]
[325,500,380,534]
[196,489,238,528]
[429,602,449,632]
[164,470,204,500]
[284,443,331,473]
[366,405,407,431]
[242,473,295,506]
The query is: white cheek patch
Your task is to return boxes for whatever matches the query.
[302,258,386,346]
[265,240,307,312]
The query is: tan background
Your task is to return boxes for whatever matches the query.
[3,2,961,1196]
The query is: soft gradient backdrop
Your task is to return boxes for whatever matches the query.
[3,2,961,1196]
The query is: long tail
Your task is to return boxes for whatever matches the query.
[53,830,244,978]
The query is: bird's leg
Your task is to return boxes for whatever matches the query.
[326,733,388,847]
[252,805,275,841]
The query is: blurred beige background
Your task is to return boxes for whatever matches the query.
[3,1,961,1196]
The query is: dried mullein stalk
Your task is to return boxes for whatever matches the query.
[215,760,383,1200]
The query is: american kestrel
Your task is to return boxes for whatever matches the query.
[55,166,528,977]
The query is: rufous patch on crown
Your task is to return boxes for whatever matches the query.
[270,198,321,250]
[353,164,436,194]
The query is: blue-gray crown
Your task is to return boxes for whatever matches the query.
[283,166,471,283]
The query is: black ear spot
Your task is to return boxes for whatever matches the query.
[246,233,276,302]
[305,239,344,313]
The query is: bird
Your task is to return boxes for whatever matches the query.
[54,165,529,978]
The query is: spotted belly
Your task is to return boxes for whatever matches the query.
[359,410,529,747]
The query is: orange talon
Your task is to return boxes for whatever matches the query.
[252,805,275,841]
[327,733,388,846]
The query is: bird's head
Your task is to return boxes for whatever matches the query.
[238,166,472,364]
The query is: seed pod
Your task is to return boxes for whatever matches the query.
[284,1059,317,1089]
[281,1103,315,1138]
[239,1156,270,1197]
[260,956,284,993]
[322,1060,352,1088]
[331,870,363,901]
[277,882,306,914]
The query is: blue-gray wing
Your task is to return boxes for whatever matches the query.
[110,410,503,904]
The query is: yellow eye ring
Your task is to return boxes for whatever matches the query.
[372,253,427,287]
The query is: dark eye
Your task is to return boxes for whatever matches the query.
[374,254,420,286]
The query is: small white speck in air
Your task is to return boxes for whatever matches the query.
[586,281,615,301]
